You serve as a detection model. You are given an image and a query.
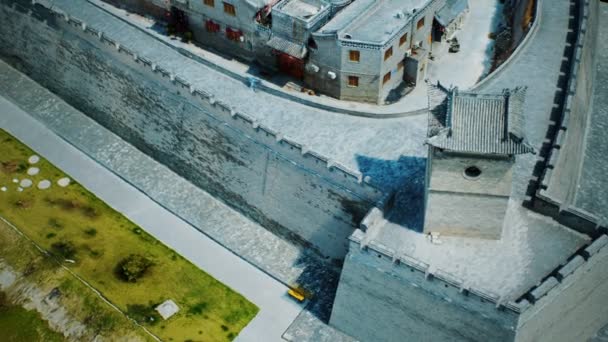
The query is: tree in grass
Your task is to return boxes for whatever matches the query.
[115,254,153,282]
[50,241,76,260]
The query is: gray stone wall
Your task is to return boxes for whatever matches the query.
[0,0,384,261]
[330,232,519,342]
[424,150,513,238]
[514,235,608,342]
[533,0,601,235]
[424,192,509,238]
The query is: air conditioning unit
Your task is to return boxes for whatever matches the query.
[404,49,412,57]
[413,40,423,49]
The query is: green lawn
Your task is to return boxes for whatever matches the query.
[0,129,258,341]
[0,293,66,342]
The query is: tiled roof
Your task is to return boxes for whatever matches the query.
[266,36,308,58]
[426,85,534,155]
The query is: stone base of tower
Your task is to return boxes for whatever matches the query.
[423,191,509,239]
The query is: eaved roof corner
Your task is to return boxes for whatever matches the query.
[426,84,535,156]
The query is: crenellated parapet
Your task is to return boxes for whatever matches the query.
[20,0,384,201]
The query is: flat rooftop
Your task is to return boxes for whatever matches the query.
[320,0,430,43]
[277,0,328,21]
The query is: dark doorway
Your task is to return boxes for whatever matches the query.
[276,52,304,80]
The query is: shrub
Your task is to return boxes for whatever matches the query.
[50,241,76,259]
[83,227,97,237]
[115,254,153,282]
[126,303,161,325]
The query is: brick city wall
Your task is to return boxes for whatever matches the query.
[0,0,386,261]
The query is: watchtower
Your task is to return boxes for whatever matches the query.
[424,84,533,239]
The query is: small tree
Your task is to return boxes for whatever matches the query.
[116,254,153,282]
[51,241,76,260]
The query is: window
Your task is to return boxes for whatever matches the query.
[204,0,214,7]
[397,61,404,70]
[384,47,393,61]
[205,20,220,32]
[464,166,482,179]
[223,2,236,16]
[348,76,359,87]
[417,17,425,30]
[226,27,243,41]
[383,72,391,84]
[399,33,408,46]
[349,50,360,62]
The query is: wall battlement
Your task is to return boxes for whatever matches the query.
[26,1,381,199]
[0,0,388,260]
[18,0,381,198]
[524,0,605,236]
[348,229,525,314]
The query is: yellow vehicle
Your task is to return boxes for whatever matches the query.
[288,288,306,302]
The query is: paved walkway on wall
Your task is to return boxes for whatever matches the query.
[0,77,304,342]
[571,1,608,224]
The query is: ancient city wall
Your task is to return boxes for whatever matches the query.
[330,230,521,342]
[0,0,385,261]
[514,234,608,342]
[526,0,604,236]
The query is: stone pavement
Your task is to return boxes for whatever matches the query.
[571,1,608,223]
[427,0,504,88]
[0,59,350,341]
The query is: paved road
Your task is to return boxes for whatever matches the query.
[0,95,303,341]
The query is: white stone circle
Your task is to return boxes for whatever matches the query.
[20,179,33,188]
[27,167,40,176]
[1,187,6,192]
[57,177,71,187]
[28,155,40,164]
[37,180,51,190]
[12,179,18,183]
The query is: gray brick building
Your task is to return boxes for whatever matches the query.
[102,0,470,103]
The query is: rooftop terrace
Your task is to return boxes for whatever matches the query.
[276,0,328,21]
[318,0,430,43]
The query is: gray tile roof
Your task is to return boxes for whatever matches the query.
[435,0,469,27]
[426,85,534,155]
[266,35,308,58]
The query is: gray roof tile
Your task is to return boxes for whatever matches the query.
[426,85,534,155]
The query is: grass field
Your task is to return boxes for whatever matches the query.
[0,218,149,341]
[0,129,258,341]
[0,292,66,342]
